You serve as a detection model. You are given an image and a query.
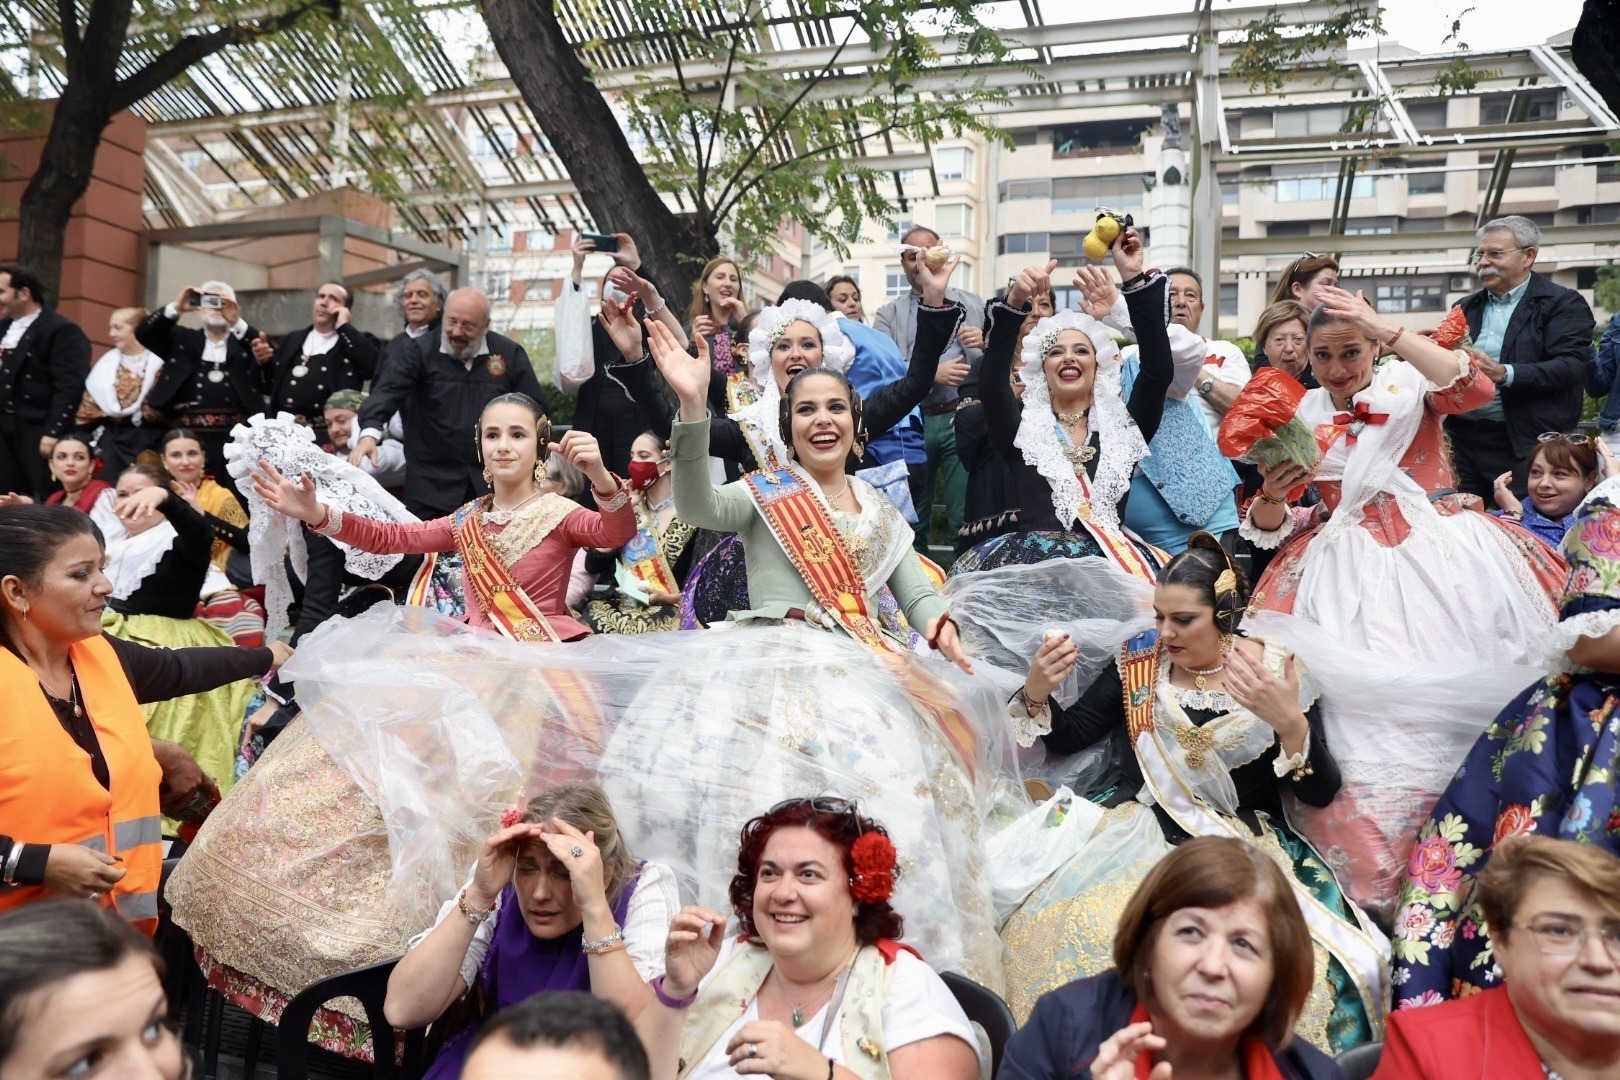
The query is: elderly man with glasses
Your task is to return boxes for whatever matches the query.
[1448,215,1595,501]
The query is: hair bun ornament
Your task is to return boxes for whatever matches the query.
[499,805,524,829]
[850,832,898,904]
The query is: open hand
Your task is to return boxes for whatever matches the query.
[725,1020,830,1076]
[599,295,644,361]
[1091,1021,1169,1080]
[534,817,610,914]
[349,435,381,469]
[251,460,324,524]
[1073,264,1119,320]
[1224,647,1306,741]
[648,318,712,416]
[1314,286,1391,343]
[926,615,974,674]
[1493,471,1523,514]
[467,820,545,909]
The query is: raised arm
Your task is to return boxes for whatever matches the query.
[649,319,760,532]
[1121,274,1173,445]
[865,257,965,437]
[250,459,458,555]
[1315,285,1471,390]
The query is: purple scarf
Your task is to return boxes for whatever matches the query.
[422,866,642,1077]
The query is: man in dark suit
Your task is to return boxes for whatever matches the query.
[0,264,92,498]
[1450,215,1595,500]
[138,281,269,480]
[249,282,379,443]
[352,286,545,519]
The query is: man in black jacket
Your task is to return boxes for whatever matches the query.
[0,265,92,498]
[352,286,545,519]
[1450,215,1595,500]
[138,281,269,480]
[250,282,379,443]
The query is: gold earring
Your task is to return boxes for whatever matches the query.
[534,462,544,483]
[20,604,28,623]
[1218,631,1233,655]
[482,466,492,485]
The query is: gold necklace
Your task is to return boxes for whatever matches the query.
[820,479,851,506]
[1055,408,1090,425]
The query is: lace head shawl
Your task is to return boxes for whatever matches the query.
[1014,310,1145,535]
[731,300,855,467]
[225,413,419,636]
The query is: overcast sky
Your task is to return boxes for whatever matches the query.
[1368,0,1582,52]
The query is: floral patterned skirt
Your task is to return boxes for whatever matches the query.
[1390,672,1620,1006]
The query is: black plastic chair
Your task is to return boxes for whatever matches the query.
[276,958,426,1080]
[940,971,1017,1079]
[1335,1039,1383,1080]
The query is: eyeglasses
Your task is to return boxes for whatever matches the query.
[1287,251,1323,281]
[1517,918,1620,962]
[768,796,856,817]
[1538,432,1591,445]
[1472,246,1528,263]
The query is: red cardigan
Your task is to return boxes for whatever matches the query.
[1374,986,1544,1079]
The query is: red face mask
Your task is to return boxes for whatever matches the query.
[627,460,662,490]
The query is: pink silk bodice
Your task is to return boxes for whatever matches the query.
[332,495,636,640]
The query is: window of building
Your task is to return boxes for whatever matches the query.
[997,232,1048,255]
[885,218,916,241]
[1012,128,1039,147]
[1220,181,1240,205]
[1407,161,1447,194]
[485,222,512,252]
[1048,232,1087,259]
[1220,284,1238,318]
[527,228,556,250]
[1267,221,1315,238]
[1273,171,1373,202]
[935,147,971,182]
[1399,215,1448,233]
[1273,106,1348,138]
[935,203,973,238]
[1221,226,1240,240]
[999,179,1051,201]
[1578,205,1620,225]
[1506,157,1557,187]
[1050,286,1083,311]
[885,265,908,297]
[474,126,517,158]
[1344,217,1395,235]
[1051,175,1144,214]
[1353,275,1446,313]
[483,269,511,298]
[1403,100,1448,130]
[1480,90,1560,125]
[1052,117,1155,158]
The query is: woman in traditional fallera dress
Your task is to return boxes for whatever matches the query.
[994,535,1388,1055]
[584,430,696,635]
[1390,478,1620,1007]
[953,235,1171,581]
[586,318,1011,989]
[1239,286,1565,916]
[164,393,636,1056]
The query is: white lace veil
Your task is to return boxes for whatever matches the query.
[730,300,855,466]
[1014,311,1146,534]
[224,413,420,632]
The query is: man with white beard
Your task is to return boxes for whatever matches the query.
[139,280,268,479]
[351,286,545,519]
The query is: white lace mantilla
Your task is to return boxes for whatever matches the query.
[225,413,420,636]
[1012,308,1146,535]
[103,519,179,600]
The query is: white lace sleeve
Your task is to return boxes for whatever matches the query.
[313,505,344,537]
[1007,692,1052,748]
[1544,609,1620,673]
[1273,729,1312,778]
[1238,501,1306,550]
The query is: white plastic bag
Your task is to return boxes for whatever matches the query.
[985,785,1102,927]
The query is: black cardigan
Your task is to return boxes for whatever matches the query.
[108,492,215,620]
[980,275,1173,532]
[613,302,963,472]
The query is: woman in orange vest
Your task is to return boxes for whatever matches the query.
[0,504,289,933]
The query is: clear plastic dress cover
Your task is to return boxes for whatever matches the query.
[1248,608,1547,916]
[177,605,1030,994]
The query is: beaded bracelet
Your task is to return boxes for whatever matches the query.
[581,926,625,954]
[456,886,496,925]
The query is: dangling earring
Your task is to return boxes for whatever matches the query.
[20,604,28,623]
[482,466,493,485]
[785,444,797,461]
[1218,630,1233,656]
[533,462,545,483]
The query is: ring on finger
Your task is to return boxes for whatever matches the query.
[747,1043,758,1058]
[570,845,585,858]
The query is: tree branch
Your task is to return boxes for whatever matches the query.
[108,0,322,114]
[714,107,917,221]
[708,16,860,215]
[701,29,742,189]
[57,0,84,73]
[665,29,709,214]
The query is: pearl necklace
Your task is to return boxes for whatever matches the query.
[820,479,850,506]
[1179,656,1229,692]
[492,488,543,515]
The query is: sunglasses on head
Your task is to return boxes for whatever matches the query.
[1288,251,1323,281]
[1538,432,1591,445]
[769,795,856,817]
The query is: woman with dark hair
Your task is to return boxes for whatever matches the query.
[1240,286,1566,917]
[637,799,981,1080]
[1491,432,1603,549]
[584,430,697,634]
[388,780,679,1079]
[0,435,119,534]
[1268,254,1340,312]
[101,456,264,796]
[160,426,265,644]
[824,275,865,323]
[0,504,283,931]
[994,533,1386,1052]
[0,902,187,1079]
[1002,836,1339,1080]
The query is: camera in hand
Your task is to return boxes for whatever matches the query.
[186,289,202,307]
[199,293,224,309]
[581,231,620,253]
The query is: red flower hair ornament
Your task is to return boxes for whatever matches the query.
[850,832,898,904]
[499,805,524,829]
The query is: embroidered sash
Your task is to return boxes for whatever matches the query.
[1066,464,1160,581]
[742,467,980,780]
[453,497,562,643]
[403,553,440,607]
[1120,633,1390,1033]
[622,497,679,596]
[677,942,894,1080]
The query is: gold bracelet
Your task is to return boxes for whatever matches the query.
[1258,491,1288,505]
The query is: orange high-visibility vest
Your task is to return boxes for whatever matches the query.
[0,635,163,934]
